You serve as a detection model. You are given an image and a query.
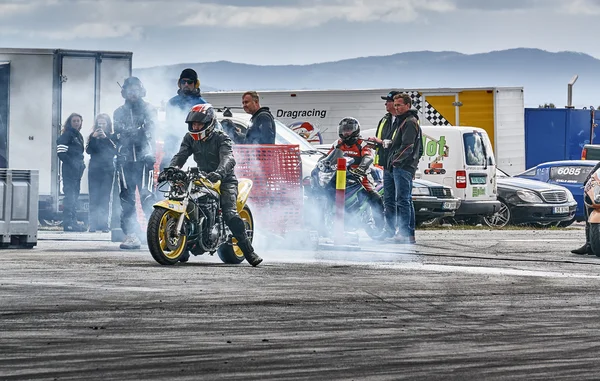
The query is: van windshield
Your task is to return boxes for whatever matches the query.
[463,132,487,166]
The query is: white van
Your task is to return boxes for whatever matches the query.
[417,126,500,219]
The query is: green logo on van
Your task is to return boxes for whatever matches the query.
[422,135,447,157]
[472,187,486,197]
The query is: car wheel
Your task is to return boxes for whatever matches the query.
[556,218,575,228]
[418,217,441,227]
[483,200,511,228]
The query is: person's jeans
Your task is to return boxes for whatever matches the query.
[392,167,415,237]
[383,169,397,232]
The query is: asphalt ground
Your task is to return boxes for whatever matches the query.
[2,224,600,380]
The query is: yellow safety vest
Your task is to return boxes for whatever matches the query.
[374,116,389,166]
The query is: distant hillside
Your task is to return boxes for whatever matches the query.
[134,48,600,108]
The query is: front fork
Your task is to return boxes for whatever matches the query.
[176,181,195,237]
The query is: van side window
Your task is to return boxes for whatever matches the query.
[463,133,486,166]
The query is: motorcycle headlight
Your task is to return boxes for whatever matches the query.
[412,186,430,196]
[516,190,543,203]
[593,187,600,204]
[318,171,335,187]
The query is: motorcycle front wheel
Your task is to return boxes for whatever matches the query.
[147,208,188,265]
[217,205,254,264]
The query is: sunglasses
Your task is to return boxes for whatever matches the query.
[180,79,195,85]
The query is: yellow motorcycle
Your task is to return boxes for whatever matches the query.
[147,167,254,265]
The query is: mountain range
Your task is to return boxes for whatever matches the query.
[134,48,600,109]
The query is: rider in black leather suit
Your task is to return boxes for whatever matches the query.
[168,104,263,267]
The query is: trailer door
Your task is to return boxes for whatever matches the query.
[99,57,131,116]
[0,63,8,168]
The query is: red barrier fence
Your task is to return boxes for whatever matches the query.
[135,143,303,236]
[233,145,303,236]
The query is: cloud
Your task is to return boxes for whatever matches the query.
[181,0,458,28]
[45,23,144,40]
[561,0,600,14]
[0,0,575,38]
[0,2,35,17]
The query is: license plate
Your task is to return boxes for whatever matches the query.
[553,206,570,214]
[442,201,457,210]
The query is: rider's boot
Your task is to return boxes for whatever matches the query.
[237,239,263,267]
[571,244,591,255]
[572,221,592,255]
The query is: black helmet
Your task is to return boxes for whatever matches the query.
[186,103,216,141]
[121,76,146,99]
[338,117,360,145]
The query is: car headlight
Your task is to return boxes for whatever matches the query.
[516,190,543,203]
[412,187,430,196]
[565,189,575,202]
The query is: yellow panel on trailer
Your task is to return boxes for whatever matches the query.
[457,90,495,147]
[423,95,456,126]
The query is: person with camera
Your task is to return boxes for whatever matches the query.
[85,113,116,233]
[113,76,158,250]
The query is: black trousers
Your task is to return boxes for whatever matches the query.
[220,180,250,246]
[88,165,115,229]
[118,161,155,236]
[63,175,82,226]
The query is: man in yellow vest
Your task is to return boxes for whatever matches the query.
[368,90,400,238]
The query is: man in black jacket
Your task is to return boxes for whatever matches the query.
[113,76,157,250]
[169,104,263,267]
[571,161,600,255]
[387,93,423,244]
[162,68,207,170]
[241,91,276,144]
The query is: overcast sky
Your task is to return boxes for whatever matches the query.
[1,0,600,68]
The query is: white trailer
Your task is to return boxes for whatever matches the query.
[203,87,525,174]
[0,48,132,223]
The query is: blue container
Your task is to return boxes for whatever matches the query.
[524,108,595,169]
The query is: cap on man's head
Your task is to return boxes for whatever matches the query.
[123,76,144,89]
[381,90,401,101]
[180,68,198,81]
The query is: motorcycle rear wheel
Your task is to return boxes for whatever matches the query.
[147,208,188,265]
[217,205,253,264]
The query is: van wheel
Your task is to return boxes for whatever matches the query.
[483,200,511,228]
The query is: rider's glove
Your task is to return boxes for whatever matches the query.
[206,171,222,183]
[157,169,168,183]
[349,167,367,178]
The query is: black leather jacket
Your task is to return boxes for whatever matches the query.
[113,100,157,164]
[56,126,85,178]
[245,107,276,144]
[169,131,236,181]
